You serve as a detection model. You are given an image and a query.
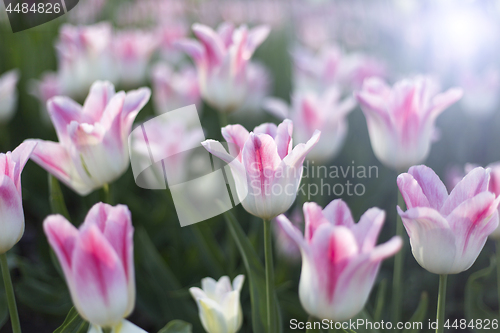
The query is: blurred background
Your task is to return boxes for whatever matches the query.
[1,0,500,332]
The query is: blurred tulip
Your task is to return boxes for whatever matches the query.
[177,22,270,113]
[130,114,204,188]
[113,30,159,87]
[292,45,386,93]
[27,81,151,195]
[0,69,20,123]
[0,142,37,254]
[156,21,189,64]
[202,119,320,219]
[56,23,118,98]
[150,63,201,114]
[276,199,402,321]
[356,76,463,170]
[397,165,500,274]
[264,87,355,162]
[189,275,245,333]
[44,203,146,332]
[232,61,272,117]
[459,68,500,118]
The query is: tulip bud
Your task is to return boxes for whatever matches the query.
[277,199,401,321]
[202,119,320,220]
[190,275,245,333]
[27,81,150,196]
[44,203,147,333]
[0,142,37,254]
[398,165,500,274]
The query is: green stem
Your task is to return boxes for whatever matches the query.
[218,112,228,128]
[100,183,111,204]
[0,253,21,333]
[436,274,448,333]
[392,188,406,325]
[263,218,276,333]
[497,241,500,320]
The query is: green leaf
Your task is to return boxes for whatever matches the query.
[135,228,196,324]
[157,320,192,333]
[48,174,70,220]
[353,310,379,333]
[465,257,498,333]
[403,292,428,333]
[53,307,89,333]
[223,210,282,333]
[373,279,387,322]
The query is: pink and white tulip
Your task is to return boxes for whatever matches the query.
[202,120,320,220]
[44,203,146,332]
[27,81,151,195]
[264,87,355,162]
[356,76,463,170]
[113,30,159,87]
[56,23,118,98]
[276,199,402,321]
[397,165,500,274]
[0,142,37,254]
[177,22,270,113]
[0,69,20,123]
[292,45,386,93]
[150,63,201,114]
[190,275,245,333]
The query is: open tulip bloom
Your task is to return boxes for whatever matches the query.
[26,81,151,196]
[190,275,245,333]
[177,22,270,113]
[398,165,500,274]
[264,87,355,162]
[356,76,463,171]
[276,199,402,321]
[44,203,146,333]
[202,119,320,220]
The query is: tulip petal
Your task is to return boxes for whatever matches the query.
[175,39,205,64]
[276,214,307,251]
[198,298,228,333]
[10,141,37,192]
[112,319,148,333]
[282,130,321,169]
[398,206,457,274]
[321,199,355,227]
[441,167,490,216]
[352,208,385,253]
[242,133,281,190]
[0,175,24,253]
[397,172,431,210]
[192,24,225,67]
[220,290,242,333]
[72,225,129,327]
[84,203,135,316]
[43,215,78,277]
[253,123,278,137]
[47,96,85,145]
[446,192,500,272]
[232,274,245,292]
[121,87,151,137]
[311,225,358,303]
[430,88,463,119]
[246,25,270,57]
[83,81,116,122]
[275,119,293,160]
[303,202,330,242]
[28,139,92,195]
[221,124,249,160]
[407,165,448,210]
